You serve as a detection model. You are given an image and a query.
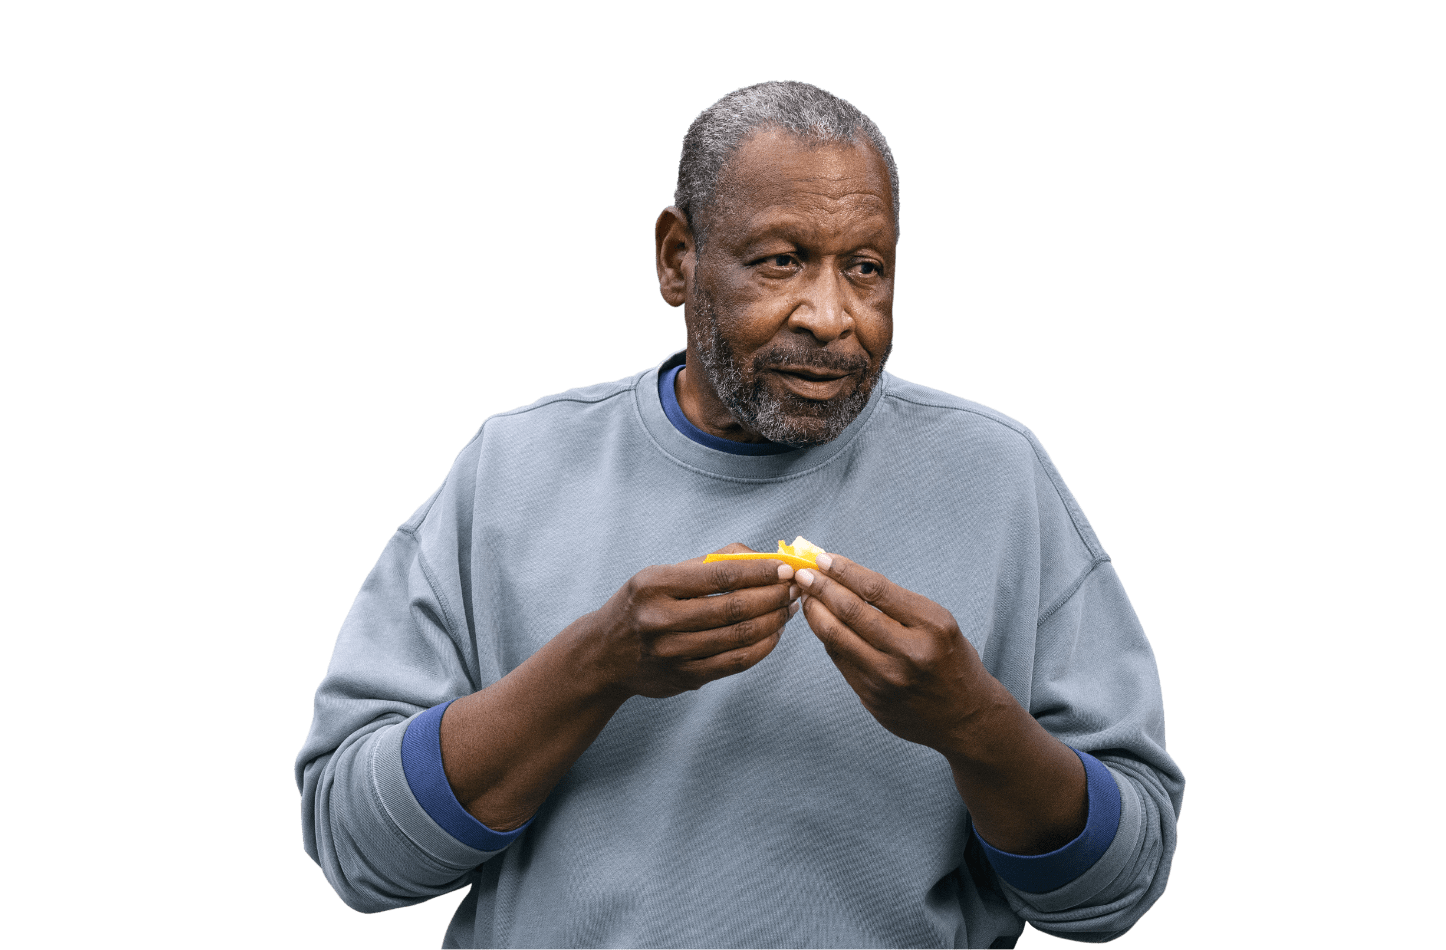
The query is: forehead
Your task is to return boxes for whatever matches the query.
[709,127,894,242]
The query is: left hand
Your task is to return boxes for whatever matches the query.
[794,552,993,753]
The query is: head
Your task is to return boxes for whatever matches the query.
[657,82,899,447]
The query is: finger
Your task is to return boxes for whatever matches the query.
[654,581,795,636]
[658,550,794,598]
[672,621,786,685]
[799,593,885,668]
[801,552,938,629]
[792,564,900,650]
[651,602,796,661]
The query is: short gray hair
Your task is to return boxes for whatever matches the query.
[674,81,900,249]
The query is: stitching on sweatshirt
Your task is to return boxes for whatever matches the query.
[633,442,861,484]
[490,384,634,418]
[402,421,494,534]
[1038,555,1111,627]
[413,542,465,647]
[883,392,1102,559]
[367,724,482,872]
[629,374,879,484]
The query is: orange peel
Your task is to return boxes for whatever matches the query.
[705,536,826,572]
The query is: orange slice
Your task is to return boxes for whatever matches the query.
[705,536,826,571]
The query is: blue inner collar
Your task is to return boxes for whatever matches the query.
[659,363,797,456]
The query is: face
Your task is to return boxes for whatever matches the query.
[681,127,896,446]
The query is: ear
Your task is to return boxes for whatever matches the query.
[655,206,694,308]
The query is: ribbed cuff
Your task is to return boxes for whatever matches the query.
[399,701,534,852]
[976,748,1121,894]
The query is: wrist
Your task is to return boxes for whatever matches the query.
[555,606,636,707]
[933,666,1016,766]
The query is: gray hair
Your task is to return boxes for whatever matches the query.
[674,81,900,249]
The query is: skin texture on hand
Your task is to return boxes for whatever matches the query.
[795,551,1088,856]
[592,546,800,700]
[438,544,798,831]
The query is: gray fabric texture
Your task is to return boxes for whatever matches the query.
[296,356,1184,947]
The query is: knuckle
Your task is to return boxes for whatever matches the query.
[879,663,911,692]
[900,644,931,670]
[633,604,669,635]
[730,616,758,648]
[630,566,658,593]
[648,637,681,660]
[710,563,741,591]
[722,593,748,626]
[835,595,866,626]
[859,576,887,604]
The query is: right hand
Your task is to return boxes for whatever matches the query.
[585,543,800,699]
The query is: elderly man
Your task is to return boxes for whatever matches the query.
[298,81,1182,948]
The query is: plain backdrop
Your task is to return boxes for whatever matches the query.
[3,2,1441,946]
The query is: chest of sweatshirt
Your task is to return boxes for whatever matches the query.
[406,363,1099,721]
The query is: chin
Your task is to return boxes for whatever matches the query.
[746,376,873,447]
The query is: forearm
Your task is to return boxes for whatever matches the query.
[440,615,627,831]
[941,675,1088,855]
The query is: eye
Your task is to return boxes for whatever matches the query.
[753,252,799,274]
[851,260,883,277]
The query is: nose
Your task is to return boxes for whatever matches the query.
[789,268,852,343]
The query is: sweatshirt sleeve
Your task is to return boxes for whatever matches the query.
[976,748,1121,894]
[992,559,1185,942]
[295,504,516,913]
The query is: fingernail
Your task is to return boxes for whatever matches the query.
[788,584,799,600]
[776,563,795,581]
[816,553,832,572]
[788,601,800,617]
[796,568,816,588]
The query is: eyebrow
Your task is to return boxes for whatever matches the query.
[736,214,895,256]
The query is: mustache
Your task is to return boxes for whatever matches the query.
[752,346,870,375]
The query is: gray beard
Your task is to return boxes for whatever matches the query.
[689,285,889,447]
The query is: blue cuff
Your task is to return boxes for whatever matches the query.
[399,701,533,852]
[976,748,1121,893]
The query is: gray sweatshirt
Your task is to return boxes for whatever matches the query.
[297,355,1183,947]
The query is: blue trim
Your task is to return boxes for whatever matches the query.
[399,701,533,852]
[659,364,797,456]
[977,749,1121,894]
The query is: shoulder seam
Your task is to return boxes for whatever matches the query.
[1038,555,1111,627]
[394,524,466,650]
[489,382,635,419]
[399,418,492,534]
[883,390,1034,440]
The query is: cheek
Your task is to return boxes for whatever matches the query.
[714,288,796,350]
[857,295,893,359]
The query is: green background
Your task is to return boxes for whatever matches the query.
[5,3,1440,942]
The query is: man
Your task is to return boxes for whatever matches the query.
[298,81,1182,948]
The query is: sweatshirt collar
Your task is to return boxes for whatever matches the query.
[658,362,797,456]
[633,351,888,482]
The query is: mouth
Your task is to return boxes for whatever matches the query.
[767,365,855,401]
[772,365,849,381]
